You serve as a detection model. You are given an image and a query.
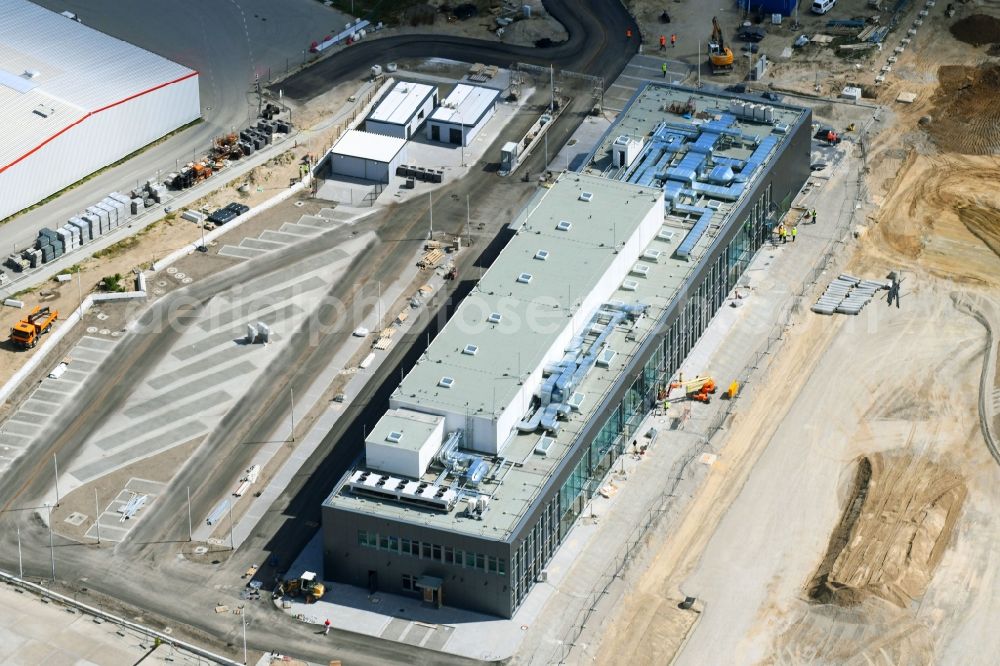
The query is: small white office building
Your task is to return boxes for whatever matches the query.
[365,81,438,140]
[426,84,500,147]
[327,129,407,184]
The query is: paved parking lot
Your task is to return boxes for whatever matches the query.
[82,478,166,543]
[219,207,343,260]
[63,237,368,494]
[0,336,117,473]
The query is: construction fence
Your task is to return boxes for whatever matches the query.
[551,121,873,664]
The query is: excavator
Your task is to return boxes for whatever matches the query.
[275,571,325,604]
[709,17,734,74]
[668,375,718,403]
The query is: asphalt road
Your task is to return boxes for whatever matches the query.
[1,0,348,252]
[282,0,638,101]
[0,1,639,661]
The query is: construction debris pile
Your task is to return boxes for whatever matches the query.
[168,104,293,191]
[811,274,889,315]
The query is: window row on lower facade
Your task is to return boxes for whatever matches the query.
[357,530,506,576]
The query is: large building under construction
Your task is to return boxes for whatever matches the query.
[321,82,812,618]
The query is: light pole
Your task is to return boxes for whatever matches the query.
[94,488,101,544]
[16,525,22,578]
[242,607,249,664]
[53,454,60,506]
[46,504,55,581]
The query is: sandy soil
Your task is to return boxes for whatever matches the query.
[593,5,1000,665]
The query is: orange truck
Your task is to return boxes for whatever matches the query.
[10,305,58,349]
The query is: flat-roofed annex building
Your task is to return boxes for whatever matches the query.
[0,0,200,221]
[324,129,407,184]
[365,81,438,140]
[426,83,499,147]
[322,82,811,618]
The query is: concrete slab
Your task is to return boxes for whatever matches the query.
[71,421,206,481]
[218,246,265,260]
[172,307,302,361]
[280,222,325,236]
[121,361,256,418]
[67,347,106,363]
[147,345,250,389]
[30,389,68,403]
[297,216,338,229]
[259,230,302,244]
[77,335,117,352]
[18,400,52,415]
[196,275,326,331]
[0,432,30,448]
[100,395,230,451]
[2,421,39,437]
[240,237,287,251]
[59,370,88,383]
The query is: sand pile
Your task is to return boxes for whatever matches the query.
[808,453,966,608]
[927,64,1000,154]
[950,14,1000,46]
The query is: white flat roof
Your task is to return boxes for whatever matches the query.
[0,0,197,170]
[368,81,435,125]
[430,84,499,126]
[331,129,406,162]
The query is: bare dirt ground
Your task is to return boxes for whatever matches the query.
[593,4,1000,665]
[374,0,567,47]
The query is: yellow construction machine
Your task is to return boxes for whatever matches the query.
[709,17,734,74]
[277,571,325,603]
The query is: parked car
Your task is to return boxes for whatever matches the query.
[207,207,238,225]
[761,91,782,102]
[741,43,760,54]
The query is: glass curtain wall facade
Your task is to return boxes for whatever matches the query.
[509,182,776,614]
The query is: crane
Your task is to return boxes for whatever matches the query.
[709,17,734,74]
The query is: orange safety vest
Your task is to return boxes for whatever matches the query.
[626,29,632,38]
[660,35,666,46]
[671,34,677,44]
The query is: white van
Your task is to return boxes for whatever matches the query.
[812,0,836,13]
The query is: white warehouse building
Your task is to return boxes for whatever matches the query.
[326,129,407,184]
[365,81,438,140]
[426,84,500,147]
[0,0,201,221]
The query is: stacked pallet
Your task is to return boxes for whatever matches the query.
[812,274,889,315]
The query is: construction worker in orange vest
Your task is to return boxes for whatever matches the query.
[659,35,666,50]
[671,33,677,48]
[626,27,633,39]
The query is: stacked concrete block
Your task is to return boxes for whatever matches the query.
[69,217,91,243]
[56,227,74,252]
[73,216,93,240]
[148,182,167,203]
[109,193,132,221]
[97,201,118,228]
[82,212,102,238]
[62,224,80,250]
[100,198,123,226]
[131,198,144,215]
[26,248,42,268]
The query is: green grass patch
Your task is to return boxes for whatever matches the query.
[100,273,127,293]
